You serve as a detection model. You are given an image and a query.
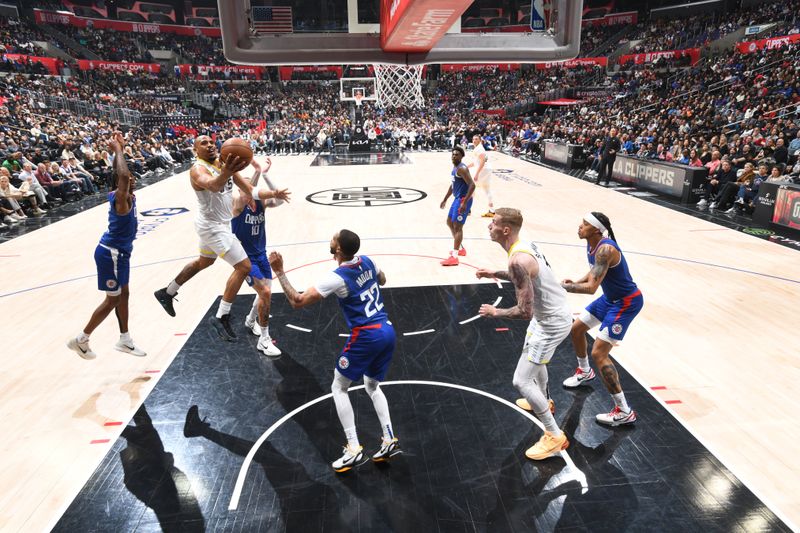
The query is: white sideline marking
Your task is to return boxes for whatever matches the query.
[286,324,312,333]
[228,379,589,510]
[459,296,502,324]
[403,329,435,336]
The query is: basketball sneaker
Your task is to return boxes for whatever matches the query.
[67,337,96,360]
[481,210,495,218]
[515,398,556,414]
[562,367,596,388]
[525,431,569,460]
[257,336,281,357]
[331,444,367,472]
[595,406,637,426]
[209,314,237,341]
[114,338,147,357]
[440,256,459,266]
[183,405,210,438]
[372,438,402,462]
[458,247,467,256]
[154,288,176,317]
[244,317,261,336]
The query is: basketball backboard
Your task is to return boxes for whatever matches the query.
[218,0,583,66]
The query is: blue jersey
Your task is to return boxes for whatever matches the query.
[231,201,266,257]
[99,191,137,253]
[451,162,469,198]
[334,255,388,329]
[587,238,638,301]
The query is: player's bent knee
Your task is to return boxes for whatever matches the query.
[364,376,380,395]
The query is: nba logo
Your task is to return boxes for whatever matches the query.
[530,0,547,31]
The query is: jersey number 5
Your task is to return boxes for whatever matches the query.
[359,282,383,317]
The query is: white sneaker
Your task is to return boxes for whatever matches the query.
[67,337,96,360]
[331,444,366,472]
[696,198,707,207]
[724,206,737,214]
[115,339,147,357]
[562,367,596,388]
[372,438,402,462]
[244,317,261,336]
[257,336,281,357]
[709,202,718,209]
[596,406,637,426]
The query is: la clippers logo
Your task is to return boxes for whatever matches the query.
[106,280,118,289]
[338,356,350,369]
[611,323,623,335]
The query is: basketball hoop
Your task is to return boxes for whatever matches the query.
[373,64,425,108]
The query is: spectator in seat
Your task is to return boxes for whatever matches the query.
[18,162,49,208]
[2,151,23,176]
[0,172,43,216]
[34,162,69,200]
[706,159,738,209]
[773,138,788,166]
[715,163,755,213]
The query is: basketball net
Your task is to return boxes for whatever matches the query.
[373,64,425,108]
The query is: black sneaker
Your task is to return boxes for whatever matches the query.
[209,314,237,341]
[183,405,210,438]
[154,288,176,317]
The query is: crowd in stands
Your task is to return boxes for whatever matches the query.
[1,1,799,231]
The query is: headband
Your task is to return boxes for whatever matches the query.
[584,213,607,234]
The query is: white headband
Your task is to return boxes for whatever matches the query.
[584,213,607,234]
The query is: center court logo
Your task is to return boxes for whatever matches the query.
[137,207,189,238]
[306,186,427,207]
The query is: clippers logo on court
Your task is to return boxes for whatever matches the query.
[137,207,190,238]
[307,186,427,207]
[338,356,350,369]
[611,323,623,335]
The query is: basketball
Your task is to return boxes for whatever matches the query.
[220,138,253,165]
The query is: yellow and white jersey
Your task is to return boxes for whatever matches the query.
[192,159,234,227]
[508,239,570,321]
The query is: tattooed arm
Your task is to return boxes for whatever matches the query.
[268,251,323,309]
[562,244,618,294]
[478,255,537,320]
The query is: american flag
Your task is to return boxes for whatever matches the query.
[252,6,293,34]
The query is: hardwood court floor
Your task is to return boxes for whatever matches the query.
[0,151,798,531]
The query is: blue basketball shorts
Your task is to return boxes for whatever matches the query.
[94,243,130,296]
[245,253,273,287]
[336,320,396,382]
[579,289,643,345]
[448,196,473,225]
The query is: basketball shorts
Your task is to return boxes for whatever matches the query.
[579,289,643,345]
[94,243,130,296]
[245,254,273,287]
[196,222,248,266]
[522,311,573,364]
[337,320,396,382]
[448,196,473,225]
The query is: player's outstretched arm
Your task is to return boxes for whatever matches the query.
[269,251,322,309]
[108,132,132,215]
[562,244,616,294]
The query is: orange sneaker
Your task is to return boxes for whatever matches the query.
[458,247,467,257]
[525,431,569,460]
[515,398,556,414]
[440,256,459,266]
[482,210,496,218]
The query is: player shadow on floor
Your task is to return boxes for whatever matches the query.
[119,404,205,532]
[486,386,638,532]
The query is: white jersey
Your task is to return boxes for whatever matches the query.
[472,143,492,176]
[509,239,570,321]
[193,159,234,227]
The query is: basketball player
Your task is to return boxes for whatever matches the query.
[467,134,495,218]
[476,208,572,459]
[560,212,643,426]
[231,157,284,357]
[439,145,475,266]
[268,230,400,472]
[67,133,146,360]
[153,136,290,341]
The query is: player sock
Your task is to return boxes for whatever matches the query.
[612,392,630,413]
[344,426,360,449]
[166,280,181,296]
[119,332,131,343]
[577,357,591,372]
[216,300,232,318]
[77,332,90,343]
[451,249,458,257]
[247,298,259,322]
[260,326,270,339]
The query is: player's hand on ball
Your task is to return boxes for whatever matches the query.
[222,154,248,173]
[478,304,496,317]
[475,268,494,279]
[268,251,284,273]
